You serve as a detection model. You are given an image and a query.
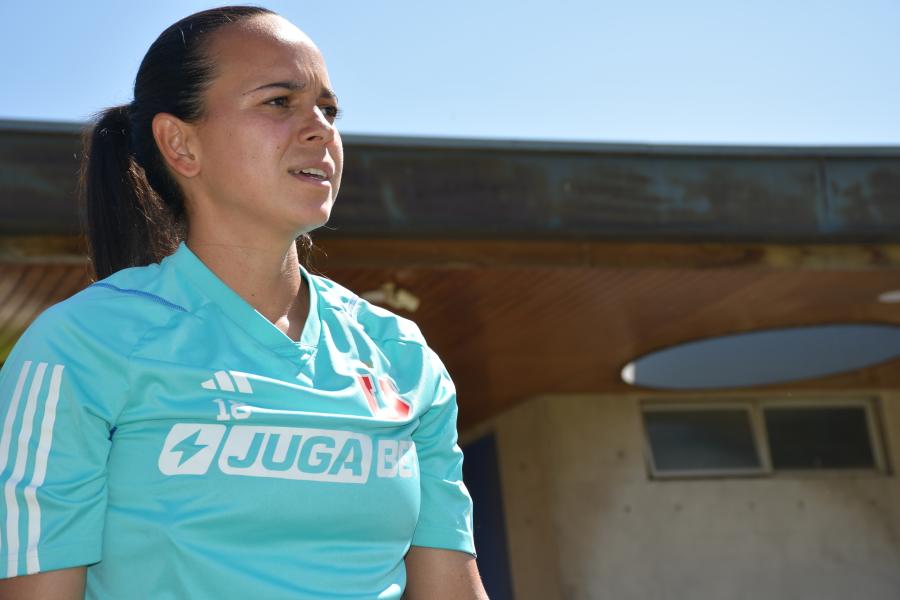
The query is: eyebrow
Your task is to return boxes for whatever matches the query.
[244,80,339,102]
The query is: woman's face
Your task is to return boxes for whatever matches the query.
[185,15,343,240]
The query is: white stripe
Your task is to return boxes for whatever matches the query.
[23,364,64,574]
[214,371,234,392]
[230,372,253,394]
[0,362,33,557]
[4,362,46,577]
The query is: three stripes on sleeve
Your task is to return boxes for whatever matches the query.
[0,360,65,577]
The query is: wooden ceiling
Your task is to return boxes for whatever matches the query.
[318,242,900,428]
[3,237,900,429]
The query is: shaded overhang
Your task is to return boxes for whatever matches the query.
[3,118,900,240]
[2,119,900,428]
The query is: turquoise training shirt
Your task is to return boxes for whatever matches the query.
[0,241,475,599]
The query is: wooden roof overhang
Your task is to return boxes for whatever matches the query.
[2,119,900,428]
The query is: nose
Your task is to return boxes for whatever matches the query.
[301,106,336,144]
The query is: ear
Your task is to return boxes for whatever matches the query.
[151,112,201,178]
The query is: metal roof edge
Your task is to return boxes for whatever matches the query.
[339,132,900,158]
[1,117,898,158]
[0,118,86,134]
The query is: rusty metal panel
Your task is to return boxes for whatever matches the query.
[2,120,899,241]
[822,158,900,238]
[336,152,824,239]
[0,125,84,235]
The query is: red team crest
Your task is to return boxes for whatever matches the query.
[356,374,411,419]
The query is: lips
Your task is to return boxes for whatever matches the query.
[289,171,331,187]
[287,163,334,181]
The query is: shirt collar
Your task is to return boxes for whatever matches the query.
[164,240,321,359]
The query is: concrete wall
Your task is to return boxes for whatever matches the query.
[492,391,900,600]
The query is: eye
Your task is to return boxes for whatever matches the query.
[264,96,291,108]
[319,105,342,121]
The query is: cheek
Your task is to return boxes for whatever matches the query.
[208,148,260,197]
[330,136,345,187]
[207,126,286,186]
[212,114,286,158]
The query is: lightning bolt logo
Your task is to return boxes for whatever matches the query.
[172,430,208,467]
[159,424,226,475]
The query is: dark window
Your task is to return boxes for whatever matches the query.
[764,406,876,469]
[644,408,761,474]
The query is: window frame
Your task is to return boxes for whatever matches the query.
[640,396,888,480]
[641,400,771,479]
[758,396,888,477]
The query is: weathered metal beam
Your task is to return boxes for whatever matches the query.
[2,119,899,241]
[5,234,900,271]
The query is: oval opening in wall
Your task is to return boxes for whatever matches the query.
[621,324,900,390]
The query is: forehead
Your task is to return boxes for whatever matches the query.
[206,15,331,92]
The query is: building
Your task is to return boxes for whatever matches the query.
[3,119,900,599]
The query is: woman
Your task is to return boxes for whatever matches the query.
[0,6,487,599]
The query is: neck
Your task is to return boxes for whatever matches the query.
[185,234,308,341]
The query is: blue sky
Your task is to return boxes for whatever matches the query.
[2,0,898,145]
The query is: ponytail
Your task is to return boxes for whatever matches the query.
[79,104,180,280]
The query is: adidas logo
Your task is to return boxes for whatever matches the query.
[201,370,254,394]
[203,371,253,422]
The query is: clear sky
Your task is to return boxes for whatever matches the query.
[2,0,898,145]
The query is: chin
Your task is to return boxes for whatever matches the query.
[293,203,334,235]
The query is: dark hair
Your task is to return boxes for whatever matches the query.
[78,5,277,280]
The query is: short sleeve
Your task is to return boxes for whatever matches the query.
[0,307,124,577]
[409,350,476,557]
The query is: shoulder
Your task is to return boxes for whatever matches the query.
[91,260,191,315]
[14,262,188,362]
[309,272,427,346]
[309,273,456,415]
